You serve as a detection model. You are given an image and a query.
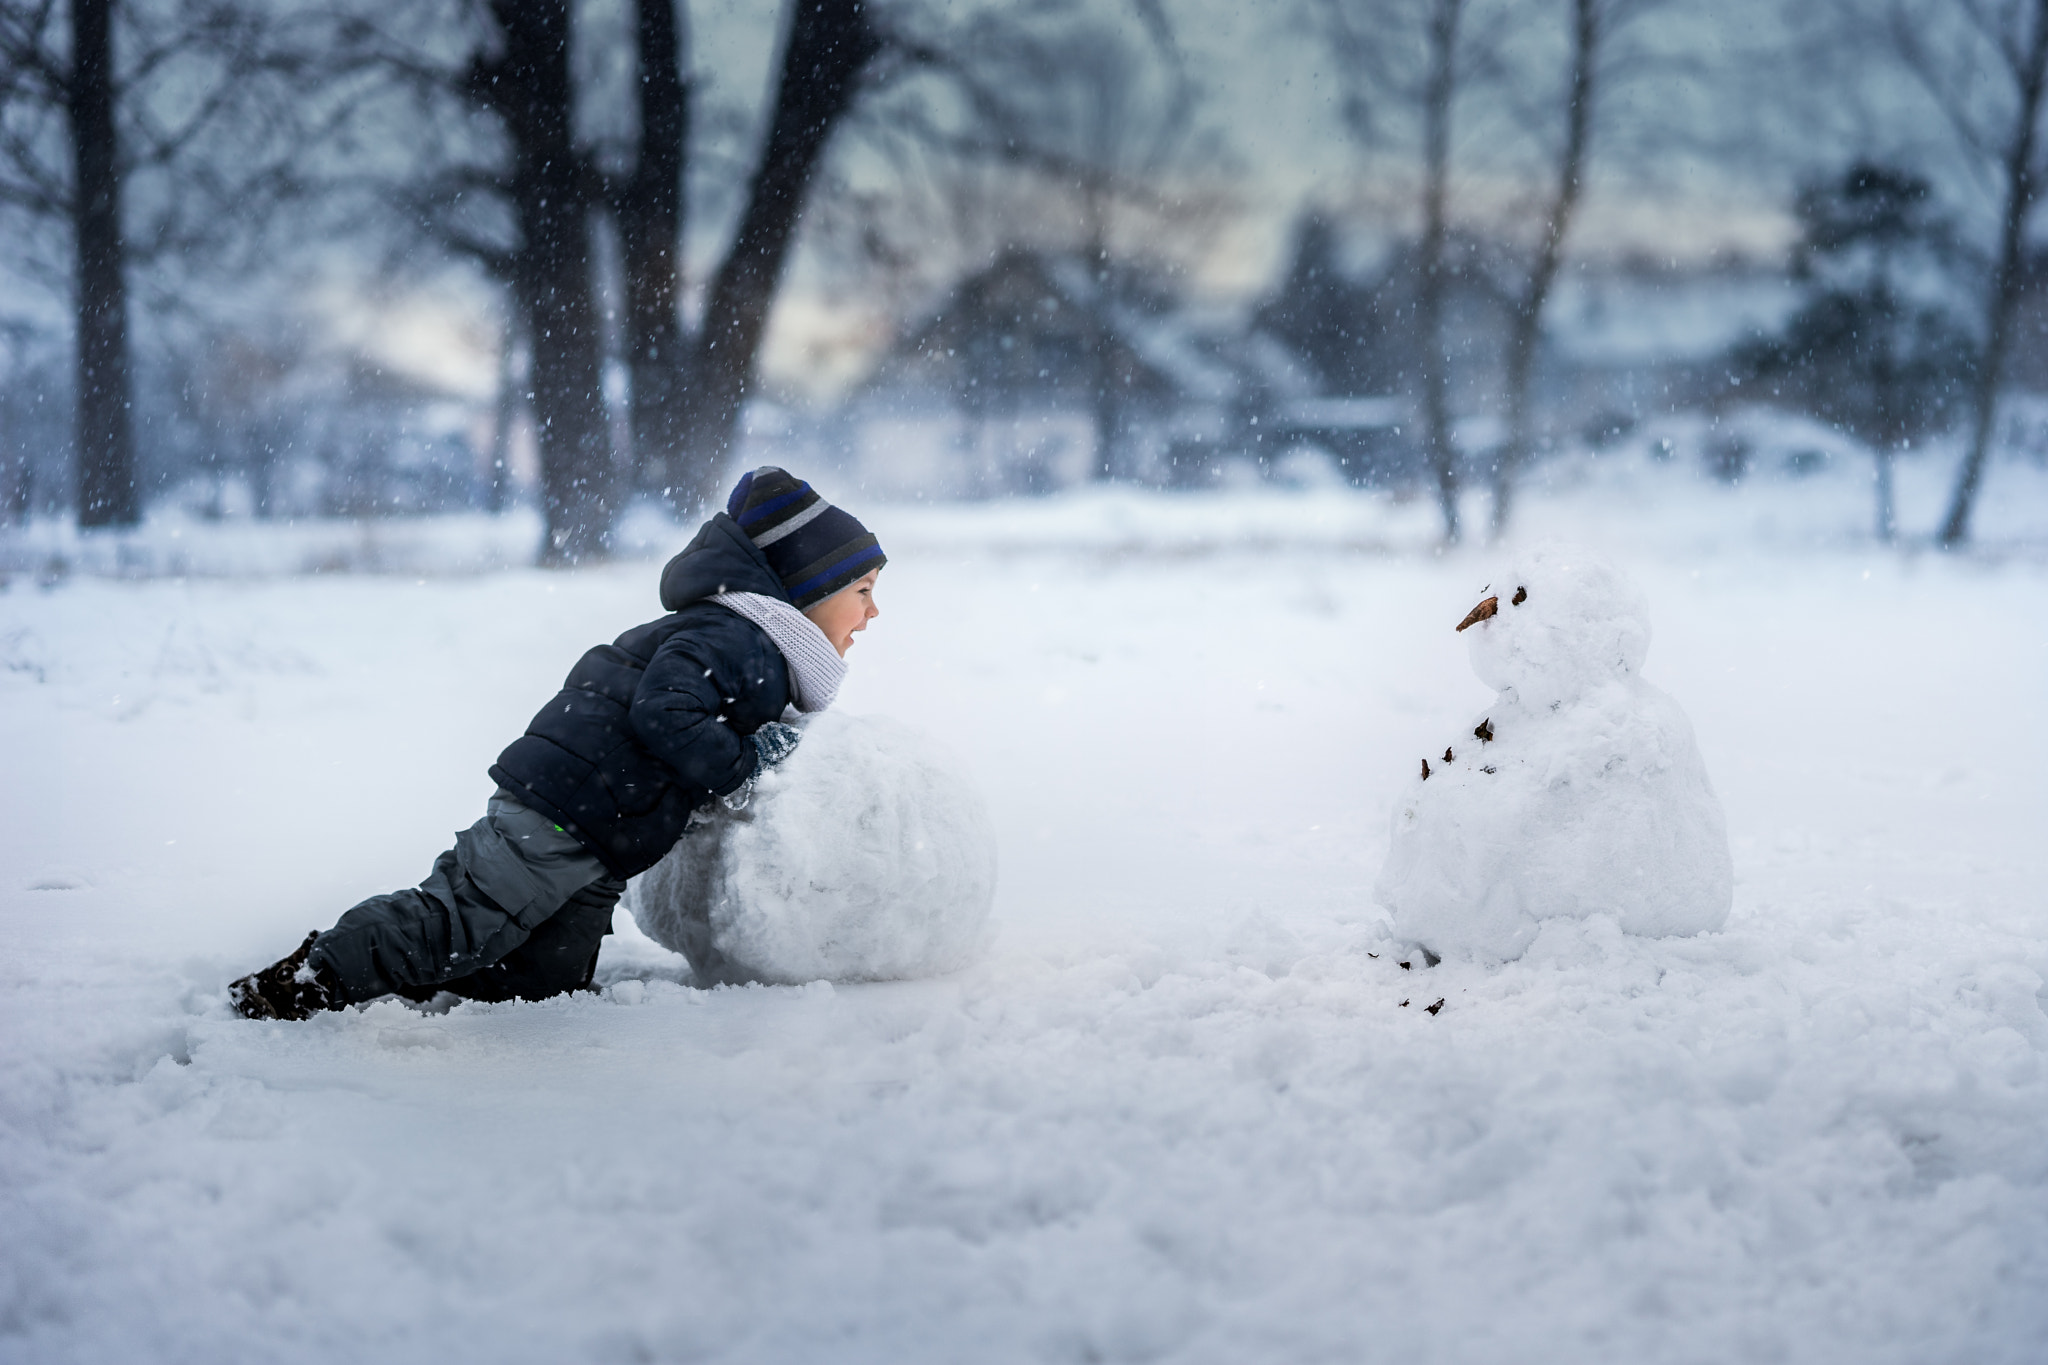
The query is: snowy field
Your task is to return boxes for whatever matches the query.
[3,453,2047,1363]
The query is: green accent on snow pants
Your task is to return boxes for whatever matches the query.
[310,789,627,1004]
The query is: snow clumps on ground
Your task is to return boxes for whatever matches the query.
[630,710,998,984]
[1376,542,1732,962]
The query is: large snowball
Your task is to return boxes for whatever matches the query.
[630,711,998,985]
[1375,543,1733,963]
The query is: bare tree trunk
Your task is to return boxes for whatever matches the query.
[1415,0,1464,543]
[617,0,691,497]
[1939,0,2048,548]
[673,0,879,512]
[69,0,137,528]
[1084,202,1120,481]
[5,454,28,524]
[1872,447,1897,539]
[485,317,524,514]
[1870,276,1902,542]
[1090,320,1122,481]
[1490,0,1596,540]
[482,0,613,563]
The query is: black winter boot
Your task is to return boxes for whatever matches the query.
[229,931,349,1020]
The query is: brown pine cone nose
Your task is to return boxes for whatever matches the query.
[1455,596,1499,631]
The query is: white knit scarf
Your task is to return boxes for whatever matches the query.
[711,591,847,713]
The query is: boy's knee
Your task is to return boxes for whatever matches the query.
[456,809,606,932]
[315,874,530,1001]
[312,819,617,1002]
[439,880,617,1003]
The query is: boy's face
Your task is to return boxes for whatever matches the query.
[802,569,881,657]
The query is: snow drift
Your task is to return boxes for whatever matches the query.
[1376,542,1732,962]
[630,710,998,985]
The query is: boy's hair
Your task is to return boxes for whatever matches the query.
[727,467,885,609]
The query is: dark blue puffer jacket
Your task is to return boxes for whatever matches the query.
[489,514,793,878]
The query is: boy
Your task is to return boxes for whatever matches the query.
[229,467,884,1019]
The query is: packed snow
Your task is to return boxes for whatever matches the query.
[1376,542,1733,962]
[3,452,2047,1364]
[629,710,998,985]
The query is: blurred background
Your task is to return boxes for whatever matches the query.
[1,0,2044,570]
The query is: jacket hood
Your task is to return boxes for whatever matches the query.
[659,513,790,611]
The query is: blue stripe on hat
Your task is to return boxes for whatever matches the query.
[786,544,885,602]
[724,470,756,518]
[736,484,813,529]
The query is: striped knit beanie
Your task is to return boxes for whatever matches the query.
[726,467,886,610]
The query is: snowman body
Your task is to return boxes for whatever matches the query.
[629,710,998,985]
[1375,545,1732,963]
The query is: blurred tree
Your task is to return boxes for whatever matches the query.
[660,0,880,512]
[1487,0,1599,539]
[66,0,131,526]
[1,0,141,527]
[0,0,354,529]
[610,0,691,509]
[1311,0,1695,541]
[1313,0,1473,542]
[1488,0,1678,540]
[797,0,1231,485]
[0,318,42,523]
[353,0,599,556]
[476,0,610,564]
[1737,161,1976,540]
[388,0,882,546]
[1885,0,2048,546]
[879,0,1225,483]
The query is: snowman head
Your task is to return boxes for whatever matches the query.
[1461,542,1651,704]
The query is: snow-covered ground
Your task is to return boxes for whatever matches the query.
[3,452,2047,1363]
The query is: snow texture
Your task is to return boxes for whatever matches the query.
[4,450,2048,1364]
[1377,543,1732,962]
[630,710,998,985]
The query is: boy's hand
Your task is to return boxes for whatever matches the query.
[719,723,802,812]
[751,721,801,771]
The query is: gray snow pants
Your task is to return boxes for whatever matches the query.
[309,788,627,1004]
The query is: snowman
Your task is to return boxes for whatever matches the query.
[629,710,998,985]
[1374,542,1732,963]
